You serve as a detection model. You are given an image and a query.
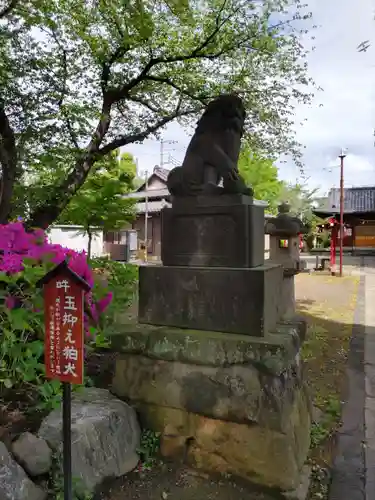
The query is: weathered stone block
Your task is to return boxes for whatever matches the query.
[113,354,262,424]
[110,320,306,375]
[113,351,305,432]
[132,387,310,493]
[111,319,311,494]
[12,432,52,477]
[138,263,283,335]
[161,194,265,268]
[112,319,308,433]
[0,442,47,500]
[38,388,140,497]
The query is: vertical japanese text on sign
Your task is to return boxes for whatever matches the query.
[44,276,85,385]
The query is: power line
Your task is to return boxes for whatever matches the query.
[160,139,178,167]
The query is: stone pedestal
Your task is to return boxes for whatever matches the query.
[113,195,311,497]
[111,320,311,493]
[161,195,265,268]
[281,272,296,319]
[138,263,283,335]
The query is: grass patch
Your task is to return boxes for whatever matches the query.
[295,273,360,499]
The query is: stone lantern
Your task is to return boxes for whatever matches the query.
[265,202,307,318]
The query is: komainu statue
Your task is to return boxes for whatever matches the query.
[166,94,253,197]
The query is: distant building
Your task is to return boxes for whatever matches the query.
[128,166,171,259]
[103,166,171,260]
[313,186,375,251]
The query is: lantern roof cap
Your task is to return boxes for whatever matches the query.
[265,202,307,236]
[36,259,91,291]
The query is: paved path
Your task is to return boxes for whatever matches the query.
[364,260,375,500]
[330,257,375,500]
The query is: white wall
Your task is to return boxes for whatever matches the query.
[48,226,104,257]
[264,234,270,259]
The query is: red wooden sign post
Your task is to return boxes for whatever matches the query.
[37,259,90,500]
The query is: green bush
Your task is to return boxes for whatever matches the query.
[0,262,67,409]
[89,257,138,335]
[316,231,331,249]
[0,254,138,410]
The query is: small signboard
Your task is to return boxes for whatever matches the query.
[44,274,85,385]
[38,260,90,385]
[37,259,91,500]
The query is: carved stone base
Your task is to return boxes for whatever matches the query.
[161,194,265,268]
[111,320,311,493]
[138,263,283,336]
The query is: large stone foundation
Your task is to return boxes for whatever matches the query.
[112,191,311,497]
[111,319,311,494]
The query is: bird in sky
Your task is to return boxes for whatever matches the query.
[357,40,370,53]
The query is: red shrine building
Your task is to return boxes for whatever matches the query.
[313,186,375,253]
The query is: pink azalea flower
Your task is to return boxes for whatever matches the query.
[5,296,16,309]
[0,221,113,336]
[96,292,113,313]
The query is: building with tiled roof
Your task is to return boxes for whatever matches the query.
[314,187,375,215]
[313,186,375,251]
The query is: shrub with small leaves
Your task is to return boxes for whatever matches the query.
[0,222,113,408]
[49,454,93,500]
[137,429,161,471]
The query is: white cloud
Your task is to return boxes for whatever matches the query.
[290,0,375,190]
[124,0,375,195]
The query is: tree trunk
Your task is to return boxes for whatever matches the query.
[0,105,18,224]
[87,227,92,259]
[0,162,16,224]
[26,156,94,229]
[26,101,112,229]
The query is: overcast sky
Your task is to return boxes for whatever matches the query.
[124,0,375,195]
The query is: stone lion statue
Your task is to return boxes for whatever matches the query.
[166,94,253,197]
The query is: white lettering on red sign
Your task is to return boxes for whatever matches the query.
[56,280,70,292]
[57,279,79,380]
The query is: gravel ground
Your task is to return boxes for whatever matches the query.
[95,463,281,500]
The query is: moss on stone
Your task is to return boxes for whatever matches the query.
[110,319,305,376]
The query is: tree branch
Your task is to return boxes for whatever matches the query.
[126,95,161,114]
[108,2,240,104]
[97,107,198,157]
[51,29,80,149]
[26,98,113,229]
[143,76,213,105]
[0,0,18,19]
[101,44,131,92]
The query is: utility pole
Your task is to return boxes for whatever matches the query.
[144,170,148,263]
[338,149,346,277]
[160,140,164,168]
[160,139,177,167]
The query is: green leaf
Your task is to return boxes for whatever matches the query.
[6,308,32,331]
[3,379,13,389]
[0,273,10,284]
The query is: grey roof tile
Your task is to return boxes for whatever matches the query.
[152,166,169,182]
[328,187,375,213]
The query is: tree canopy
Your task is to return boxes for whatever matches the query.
[278,181,321,234]
[238,147,283,212]
[1,0,314,228]
[58,151,137,256]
